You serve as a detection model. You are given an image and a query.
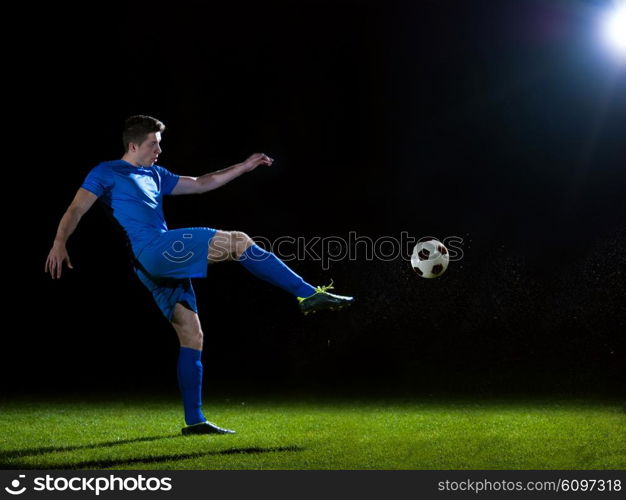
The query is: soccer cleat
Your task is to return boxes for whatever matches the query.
[297,281,354,315]
[181,421,236,435]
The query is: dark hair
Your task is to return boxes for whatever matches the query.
[122,115,165,151]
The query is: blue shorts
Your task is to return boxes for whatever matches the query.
[134,227,217,321]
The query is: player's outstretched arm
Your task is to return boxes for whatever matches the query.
[45,188,98,279]
[171,153,273,195]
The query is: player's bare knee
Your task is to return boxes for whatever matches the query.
[209,230,254,262]
[232,231,254,259]
[187,328,203,350]
[171,305,204,349]
[173,323,203,349]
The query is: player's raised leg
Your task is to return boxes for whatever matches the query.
[170,303,235,435]
[208,230,354,314]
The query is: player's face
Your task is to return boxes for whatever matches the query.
[136,132,162,166]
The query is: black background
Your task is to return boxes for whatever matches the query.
[6,0,625,396]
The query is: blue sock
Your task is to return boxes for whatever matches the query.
[177,347,206,425]
[239,244,316,298]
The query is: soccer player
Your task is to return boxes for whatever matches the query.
[45,115,354,435]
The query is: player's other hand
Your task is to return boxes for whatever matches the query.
[243,153,274,172]
[45,242,73,279]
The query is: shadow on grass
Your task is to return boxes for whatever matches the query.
[0,434,180,461]
[2,446,305,470]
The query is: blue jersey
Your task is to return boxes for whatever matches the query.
[81,160,180,256]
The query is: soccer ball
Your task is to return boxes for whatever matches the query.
[411,239,449,278]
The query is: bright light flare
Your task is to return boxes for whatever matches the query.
[602,2,626,57]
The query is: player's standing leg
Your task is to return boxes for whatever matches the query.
[171,303,235,435]
[208,231,354,314]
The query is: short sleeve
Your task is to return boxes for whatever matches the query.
[154,166,180,195]
[81,164,113,197]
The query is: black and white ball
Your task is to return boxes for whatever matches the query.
[411,239,449,278]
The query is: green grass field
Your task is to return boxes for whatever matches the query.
[1,395,624,470]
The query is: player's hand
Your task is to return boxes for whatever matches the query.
[242,153,274,172]
[45,242,74,279]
